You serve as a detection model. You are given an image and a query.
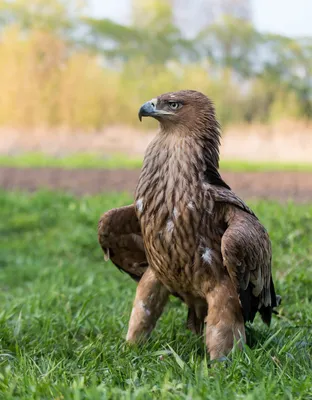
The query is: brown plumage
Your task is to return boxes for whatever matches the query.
[98,204,204,334]
[98,90,279,360]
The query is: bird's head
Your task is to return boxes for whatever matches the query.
[138,90,218,134]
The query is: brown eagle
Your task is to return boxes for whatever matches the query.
[98,90,278,360]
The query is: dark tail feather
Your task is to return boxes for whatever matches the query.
[186,306,206,336]
[260,277,281,326]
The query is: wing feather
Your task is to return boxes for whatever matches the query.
[98,205,148,281]
[213,187,277,324]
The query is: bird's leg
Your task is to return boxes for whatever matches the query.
[126,267,169,344]
[205,277,246,360]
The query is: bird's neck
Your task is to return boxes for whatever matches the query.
[136,129,221,201]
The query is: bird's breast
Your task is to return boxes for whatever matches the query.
[134,184,224,296]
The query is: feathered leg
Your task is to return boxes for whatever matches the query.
[205,277,246,360]
[126,267,169,343]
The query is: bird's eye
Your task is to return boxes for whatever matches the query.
[168,102,181,110]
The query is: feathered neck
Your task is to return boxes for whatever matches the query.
[157,118,222,171]
[136,126,230,211]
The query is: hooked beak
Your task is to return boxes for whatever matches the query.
[138,98,174,121]
[138,99,157,121]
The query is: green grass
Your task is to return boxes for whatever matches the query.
[0,190,312,399]
[220,159,312,172]
[0,153,143,170]
[1,152,312,172]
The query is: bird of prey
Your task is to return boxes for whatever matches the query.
[98,90,278,360]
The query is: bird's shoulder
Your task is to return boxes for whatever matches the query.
[202,161,256,219]
[208,185,257,220]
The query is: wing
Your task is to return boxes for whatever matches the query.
[213,187,278,325]
[98,205,148,282]
[213,186,257,219]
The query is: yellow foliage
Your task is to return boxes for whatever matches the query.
[59,54,119,130]
[131,0,173,30]
[0,25,307,131]
[269,91,303,122]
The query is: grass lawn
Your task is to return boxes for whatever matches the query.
[0,190,312,399]
[1,152,312,172]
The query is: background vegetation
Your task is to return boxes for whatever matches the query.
[1,152,312,171]
[0,0,311,130]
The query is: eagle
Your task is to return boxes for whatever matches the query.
[98,90,278,360]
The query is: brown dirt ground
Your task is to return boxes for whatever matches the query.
[1,167,312,202]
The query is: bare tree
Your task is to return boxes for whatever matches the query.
[173,0,252,36]
[213,0,251,20]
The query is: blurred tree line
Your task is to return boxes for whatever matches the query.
[0,0,311,130]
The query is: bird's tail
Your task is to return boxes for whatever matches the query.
[260,277,281,325]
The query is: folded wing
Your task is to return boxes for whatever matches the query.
[214,188,278,325]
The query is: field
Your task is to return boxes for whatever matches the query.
[1,153,312,172]
[1,189,312,399]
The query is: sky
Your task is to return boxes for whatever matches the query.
[87,0,312,37]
